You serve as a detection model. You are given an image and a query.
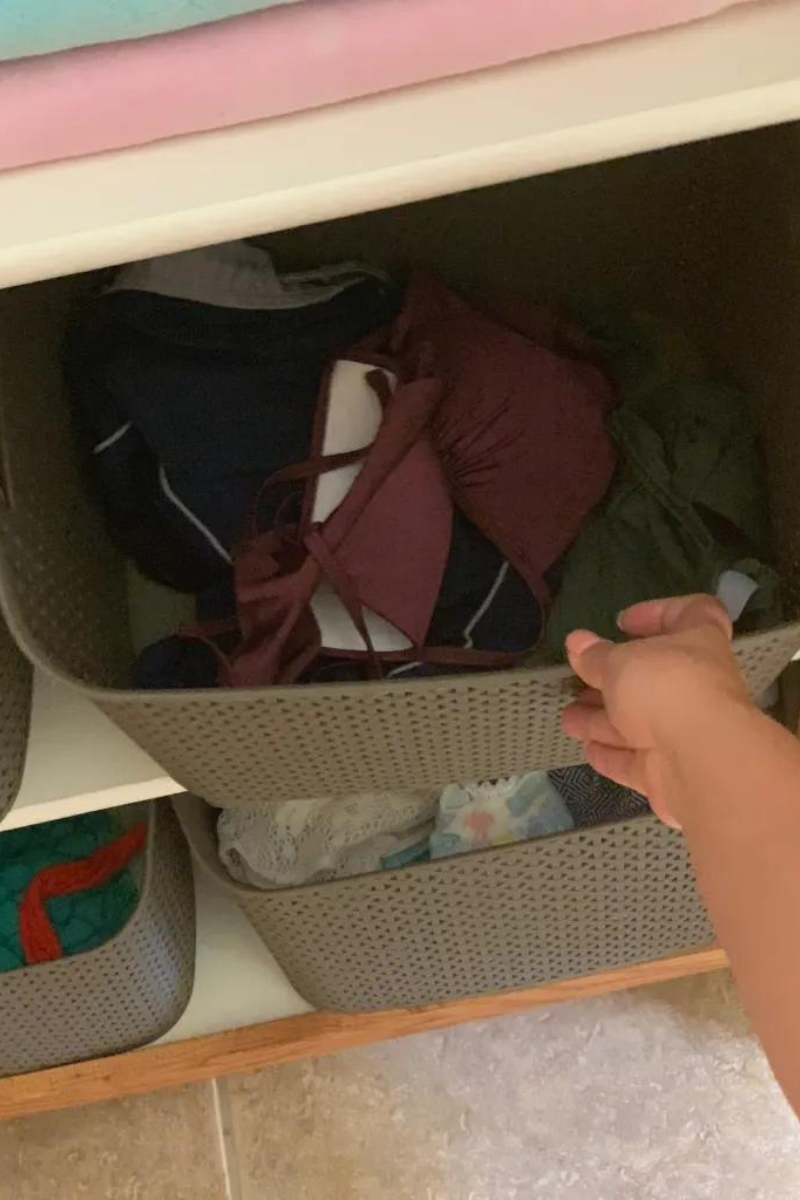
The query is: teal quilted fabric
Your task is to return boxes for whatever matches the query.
[0,0,301,63]
[0,811,139,973]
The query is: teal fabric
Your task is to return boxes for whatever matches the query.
[380,839,431,870]
[543,309,779,659]
[0,0,300,63]
[0,812,139,974]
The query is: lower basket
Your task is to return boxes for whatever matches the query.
[0,801,196,1078]
[174,795,713,1013]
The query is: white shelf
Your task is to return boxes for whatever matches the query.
[160,870,311,1043]
[1,0,800,290]
[1,672,184,831]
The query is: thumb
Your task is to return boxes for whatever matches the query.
[565,630,614,689]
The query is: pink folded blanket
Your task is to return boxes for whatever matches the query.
[0,0,752,173]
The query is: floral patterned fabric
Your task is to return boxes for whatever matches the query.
[429,774,574,860]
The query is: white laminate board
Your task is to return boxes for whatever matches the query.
[0,0,799,289]
[160,869,311,1043]
[1,672,184,831]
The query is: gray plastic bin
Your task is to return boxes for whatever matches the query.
[0,607,30,825]
[0,801,195,1078]
[174,795,712,1013]
[3,136,800,807]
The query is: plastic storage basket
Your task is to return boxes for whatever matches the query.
[174,795,713,1012]
[0,606,31,825]
[0,800,195,1077]
[1,136,800,806]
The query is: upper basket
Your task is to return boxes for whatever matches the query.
[0,279,798,806]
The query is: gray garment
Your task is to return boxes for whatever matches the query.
[217,791,436,889]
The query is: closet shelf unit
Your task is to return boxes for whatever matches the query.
[0,0,796,1114]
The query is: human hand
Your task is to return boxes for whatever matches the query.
[561,594,751,827]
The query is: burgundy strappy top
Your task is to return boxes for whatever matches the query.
[223,277,616,686]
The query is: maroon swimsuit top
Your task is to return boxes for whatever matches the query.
[223,277,616,686]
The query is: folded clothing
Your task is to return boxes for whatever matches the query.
[66,243,399,594]
[217,791,437,887]
[0,0,755,171]
[549,766,650,828]
[0,812,144,973]
[0,0,300,62]
[430,774,574,859]
[216,766,661,890]
[542,308,780,657]
[216,773,576,889]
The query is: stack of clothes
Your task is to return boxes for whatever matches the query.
[67,241,778,690]
[0,0,757,171]
[215,765,651,888]
[67,241,619,688]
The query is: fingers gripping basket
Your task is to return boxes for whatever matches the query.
[174,796,713,1012]
[0,801,195,1078]
[0,282,798,806]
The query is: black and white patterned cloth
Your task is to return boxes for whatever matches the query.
[548,766,650,828]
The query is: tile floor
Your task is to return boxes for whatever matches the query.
[1,971,798,1200]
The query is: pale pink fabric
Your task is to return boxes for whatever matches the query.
[0,0,750,171]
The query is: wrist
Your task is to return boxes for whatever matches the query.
[659,695,770,828]
[660,688,757,757]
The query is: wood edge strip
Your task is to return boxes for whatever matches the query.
[0,946,727,1123]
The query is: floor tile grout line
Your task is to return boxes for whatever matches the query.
[210,1076,246,1200]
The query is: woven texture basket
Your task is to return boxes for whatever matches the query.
[0,801,195,1078]
[174,795,713,1012]
[0,606,30,825]
[0,280,798,806]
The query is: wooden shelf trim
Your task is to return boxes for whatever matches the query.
[0,946,727,1123]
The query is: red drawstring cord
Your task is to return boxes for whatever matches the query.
[18,822,147,965]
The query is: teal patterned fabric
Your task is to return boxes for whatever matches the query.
[0,811,139,973]
[0,0,301,63]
